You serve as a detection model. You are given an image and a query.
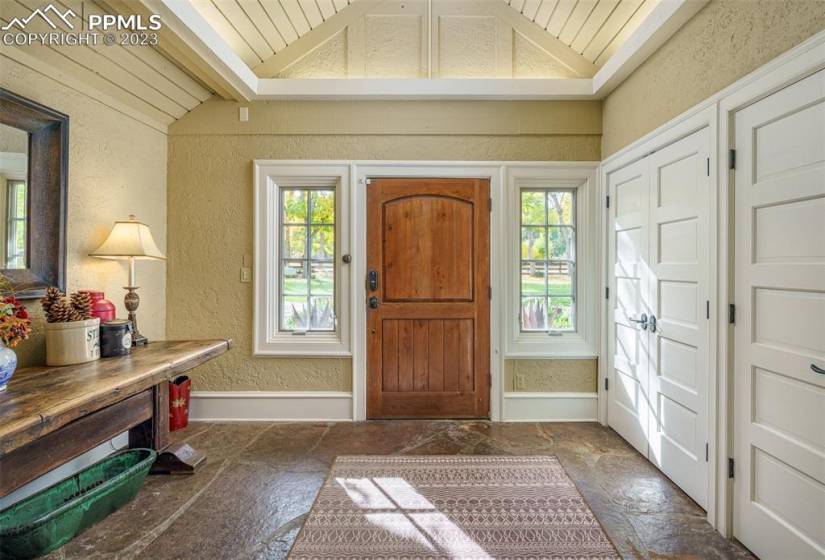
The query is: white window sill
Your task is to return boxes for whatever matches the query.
[253,350,353,358]
[505,352,598,360]
[505,332,596,359]
[254,333,351,357]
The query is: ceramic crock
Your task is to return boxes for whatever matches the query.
[45,317,100,366]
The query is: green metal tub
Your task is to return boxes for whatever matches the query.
[0,448,156,559]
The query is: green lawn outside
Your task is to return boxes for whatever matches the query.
[521,274,572,296]
[283,277,334,295]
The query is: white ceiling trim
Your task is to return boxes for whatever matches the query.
[154,0,707,100]
[256,78,595,99]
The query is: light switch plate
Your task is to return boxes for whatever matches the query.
[240,267,251,283]
[239,107,249,122]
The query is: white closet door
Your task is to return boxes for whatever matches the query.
[607,158,652,456]
[647,128,710,509]
[733,69,825,559]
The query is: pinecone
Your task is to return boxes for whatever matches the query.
[70,292,93,321]
[45,300,74,323]
[40,287,63,317]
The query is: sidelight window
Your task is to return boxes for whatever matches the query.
[520,189,576,332]
[254,163,351,357]
[506,166,598,359]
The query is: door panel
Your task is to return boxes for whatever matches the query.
[733,70,825,559]
[648,129,710,509]
[367,178,490,419]
[607,128,711,510]
[383,197,474,301]
[607,159,651,456]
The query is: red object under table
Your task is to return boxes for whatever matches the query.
[169,376,192,431]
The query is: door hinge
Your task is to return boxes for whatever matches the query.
[489,197,493,212]
[365,178,372,185]
[728,149,736,170]
[728,458,735,479]
[706,300,710,320]
[705,443,709,462]
[488,286,492,300]
[706,157,710,177]
[605,287,610,300]
[604,377,609,391]
[729,304,736,325]
[605,195,610,209]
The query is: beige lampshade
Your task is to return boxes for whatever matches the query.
[90,215,165,260]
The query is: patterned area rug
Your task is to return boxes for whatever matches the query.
[289,455,619,559]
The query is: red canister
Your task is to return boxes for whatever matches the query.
[169,376,192,431]
[79,290,116,322]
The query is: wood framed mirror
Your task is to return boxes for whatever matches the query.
[0,89,68,299]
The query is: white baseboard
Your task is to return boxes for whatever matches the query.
[189,391,353,421]
[502,392,598,422]
[190,391,596,422]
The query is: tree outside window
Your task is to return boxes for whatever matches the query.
[520,189,576,332]
[280,188,335,332]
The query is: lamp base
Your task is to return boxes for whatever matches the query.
[124,286,149,346]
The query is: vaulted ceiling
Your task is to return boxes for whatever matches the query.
[0,0,705,130]
[508,0,659,66]
[188,0,356,69]
[185,0,661,79]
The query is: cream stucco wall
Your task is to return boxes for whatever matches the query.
[505,359,597,392]
[167,99,601,392]
[1,55,167,367]
[602,0,825,157]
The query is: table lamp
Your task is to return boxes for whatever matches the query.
[90,215,165,346]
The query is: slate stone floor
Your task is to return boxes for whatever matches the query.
[46,421,755,560]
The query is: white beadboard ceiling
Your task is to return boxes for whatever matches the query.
[0,0,213,131]
[505,0,659,66]
[190,0,355,68]
[187,0,659,76]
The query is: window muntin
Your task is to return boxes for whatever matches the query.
[519,189,576,332]
[6,180,27,269]
[279,188,336,332]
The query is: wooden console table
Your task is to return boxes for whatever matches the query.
[0,339,231,497]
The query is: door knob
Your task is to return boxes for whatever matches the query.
[649,314,657,333]
[812,364,825,375]
[629,313,648,330]
[369,296,379,309]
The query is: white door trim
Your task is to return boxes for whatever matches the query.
[353,162,505,422]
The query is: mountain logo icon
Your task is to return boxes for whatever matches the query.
[2,4,77,31]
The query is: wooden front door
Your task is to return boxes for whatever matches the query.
[367,178,490,419]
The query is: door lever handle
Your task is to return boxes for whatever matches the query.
[629,314,648,330]
[812,364,825,375]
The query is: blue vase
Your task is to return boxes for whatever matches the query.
[0,341,17,391]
